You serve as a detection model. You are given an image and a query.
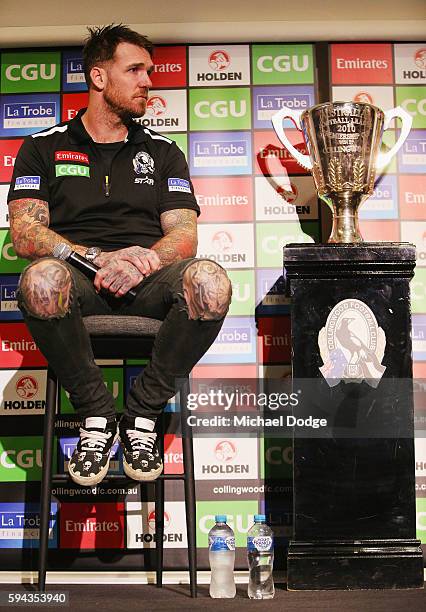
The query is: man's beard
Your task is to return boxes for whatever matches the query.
[104,86,146,123]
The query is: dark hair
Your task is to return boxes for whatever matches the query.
[82,24,154,87]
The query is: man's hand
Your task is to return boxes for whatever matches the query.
[94,259,144,298]
[94,246,161,276]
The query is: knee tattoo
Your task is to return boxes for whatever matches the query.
[182,260,232,320]
[19,259,72,319]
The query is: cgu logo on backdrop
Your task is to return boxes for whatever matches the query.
[252,44,314,85]
[1,51,61,93]
[190,88,251,131]
[0,436,44,482]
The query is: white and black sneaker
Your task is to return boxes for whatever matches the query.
[119,416,163,481]
[68,416,118,486]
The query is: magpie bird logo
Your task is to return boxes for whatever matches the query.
[318,299,386,387]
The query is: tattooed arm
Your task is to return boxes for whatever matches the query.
[150,209,198,267]
[8,198,88,260]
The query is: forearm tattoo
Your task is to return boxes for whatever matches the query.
[152,209,198,266]
[20,259,72,318]
[183,260,232,320]
[8,198,72,260]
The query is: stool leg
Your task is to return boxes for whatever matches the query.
[180,379,197,598]
[38,367,57,591]
[155,413,165,588]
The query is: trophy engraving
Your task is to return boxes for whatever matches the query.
[272,102,412,243]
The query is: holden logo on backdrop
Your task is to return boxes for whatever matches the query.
[215,440,237,462]
[414,49,426,69]
[318,298,386,388]
[277,181,298,203]
[148,510,171,530]
[353,92,374,104]
[212,231,233,253]
[146,95,167,117]
[15,375,38,399]
[208,50,231,71]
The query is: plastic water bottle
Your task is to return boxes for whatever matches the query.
[247,514,275,599]
[208,515,236,598]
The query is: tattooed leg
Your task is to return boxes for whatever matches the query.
[182,260,232,321]
[19,259,72,319]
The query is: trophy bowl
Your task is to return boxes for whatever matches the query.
[272,101,412,243]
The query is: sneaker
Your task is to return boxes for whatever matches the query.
[68,416,118,486]
[119,416,163,481]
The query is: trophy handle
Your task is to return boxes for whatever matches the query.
[271,107,313,170]
[376,106,413,169]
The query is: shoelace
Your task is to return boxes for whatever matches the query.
[79,427,112,452]
[126,429,157,453]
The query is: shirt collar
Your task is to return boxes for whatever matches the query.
[68,108,148,145]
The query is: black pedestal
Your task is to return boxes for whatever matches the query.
[283,243,423,590]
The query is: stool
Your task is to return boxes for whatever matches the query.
[38,315,197,596]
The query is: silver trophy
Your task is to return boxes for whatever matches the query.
[271,102,412,243]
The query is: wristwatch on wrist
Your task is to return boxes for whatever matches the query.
[85,247,102,263]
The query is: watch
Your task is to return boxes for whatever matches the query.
[85,247,102,263]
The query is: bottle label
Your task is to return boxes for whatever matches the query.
[247,535,274,552]
[209,535,235,551]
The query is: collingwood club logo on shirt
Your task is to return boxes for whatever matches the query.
[318,298,386,388]
[133,151,154,186]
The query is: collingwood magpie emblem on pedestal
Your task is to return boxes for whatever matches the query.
[318,298,386,388]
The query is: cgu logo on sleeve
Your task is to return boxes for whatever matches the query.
[318,299,386,388]
[1,51,61,93]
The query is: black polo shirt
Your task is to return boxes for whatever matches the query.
[7,108,200,251]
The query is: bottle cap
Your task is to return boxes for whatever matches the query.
[254,514,266,522]
[215,515,227,523]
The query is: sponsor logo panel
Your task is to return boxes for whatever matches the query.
[417,498,426,542]
[60,502,125,549]
[0,502,57,548]
[0,275,21,320]
[330,43,393,84]
[396,87,426,129]
[0,322,46,367]
[401,222,426,267]
[126,501,187,549]
[252,44,314,85]
[413,315,426,360]
[61,367,123,413]
[254,130,309,176]
[61,92,89,121]
[227,270,255,316]
[256,269,289,315]
[1,51,61,93]
[256,222,317,268]
[0,369,46,415]
[0,94,60,137]
[0,229,33,273]
[189,88,251,131]
[0,185,9,226]
[194,438,258,481]
[398,130,426,173]
[193,177,253,223]
[255,175,318,221]
[199,316,257,364]
[189,131,252,176]
[394,44,426,85]
[197,223,254,268]
[197,500,258,547]
[332,85,395,113]
[399,175,426,219]
[192,364,258,379]
[62,50,87,92]
[189,45,250,87]
[257,316,291,363]
[359,176,398,219]
[164,434,183,475]
[412,271,426,314]
[162,132,187,158]
[253,85,315,129]
[0,139,24,182]
[134,89,187,132]
[150,46,187,88]
[0,436,45,481]
[260,437,293,480]
[359,220,400,242]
